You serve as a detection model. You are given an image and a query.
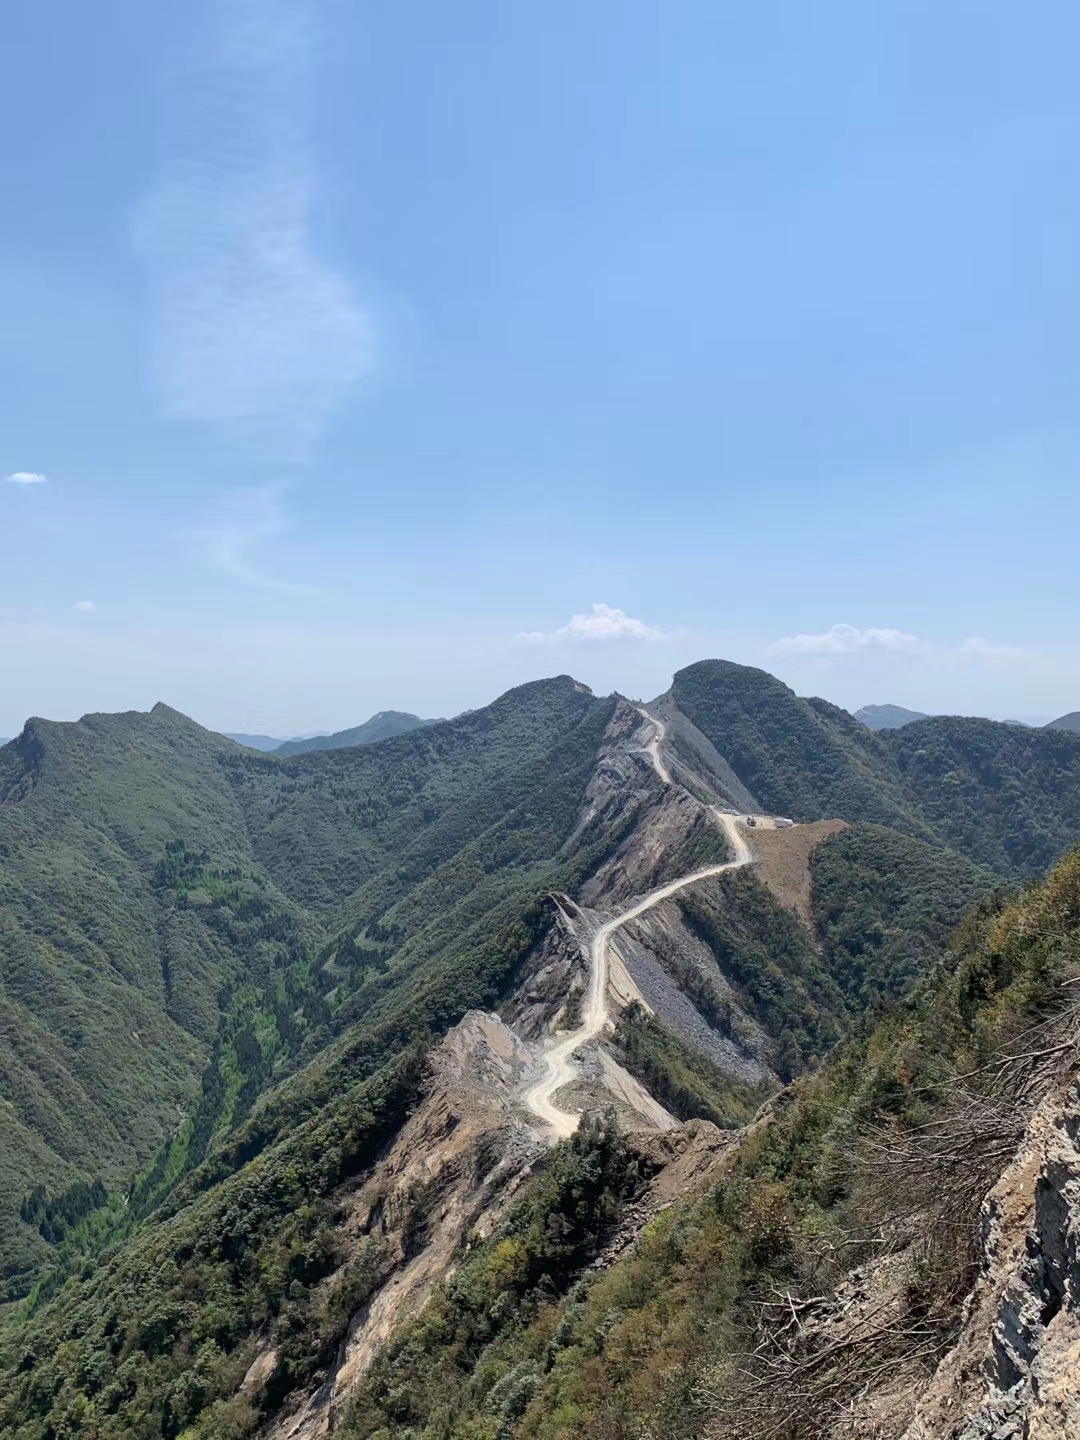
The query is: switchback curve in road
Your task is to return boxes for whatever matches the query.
[521,803,754,1139]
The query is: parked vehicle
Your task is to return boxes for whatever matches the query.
[775,816,794,828]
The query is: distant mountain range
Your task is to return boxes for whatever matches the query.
[274,710,437,755]
[853,703,929,730]
[222,732,293,751]
[856,704,1075,732]
[220,712,437,756]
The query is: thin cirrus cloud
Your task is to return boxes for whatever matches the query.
[957,637,1028,665]
[770,623,1026,666]
[517,603,666,645]
[5,471,47,485]
[187,487,321,595]
[133,0,374,460]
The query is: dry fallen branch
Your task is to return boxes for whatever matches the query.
[698,997,1080,1440]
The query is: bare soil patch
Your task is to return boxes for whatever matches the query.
[748,818,847,925]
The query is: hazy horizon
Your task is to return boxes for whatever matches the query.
[0,651,1064,741]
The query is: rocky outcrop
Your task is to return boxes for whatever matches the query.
[498,896,591,1039]
[259,700,827,1436]
[613,897,777,1083]
[504,705,778,1087]
[544,1041,680,1134]
[901,1079,1080,1440]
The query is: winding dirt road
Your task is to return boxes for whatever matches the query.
[640,708,672,785]
[522,713,755,1138]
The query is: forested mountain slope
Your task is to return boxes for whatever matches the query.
[0,679,616,1299]
[887,713,1080,874]
[669,660,920,830]
[1,660,1078,1440]
[667,659,1080,876]
[0,705,287,1294]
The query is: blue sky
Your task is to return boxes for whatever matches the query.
[2,0,1079,736]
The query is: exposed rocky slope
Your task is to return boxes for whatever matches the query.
[262,701,767,1432]
[252,696,926,1433]
[901,1078,1080,1440]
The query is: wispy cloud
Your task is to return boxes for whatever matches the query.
[517,603,666,645]
[769,623,924,656]
[5,471,47,485]
[188,487,319,594]
[769,623,1027,667]
[72,601,97,613]
[134,0,373,459]
[958,637,1028,666]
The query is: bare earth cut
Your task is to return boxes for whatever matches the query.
[521,713,759,1138]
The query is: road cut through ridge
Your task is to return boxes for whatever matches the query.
[521,710,757,1138]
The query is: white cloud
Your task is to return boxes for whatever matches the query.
[188,487,319,594]
[133,0,374,459]
[958,637,1027,666]
[517,603,665,645]
[769,622,1029,668]
[5,471,47,485]
[72,601,97,613]
[769,623,924,656]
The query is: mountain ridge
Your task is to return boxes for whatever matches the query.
[1,658,1078,1440]
[0,676,613,1298]
[274,710,438,756]
[854,701,930,729]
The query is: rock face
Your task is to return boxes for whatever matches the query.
[498,896,591,1040]
[902,1080,1080,1440]
[501,700,780,1085]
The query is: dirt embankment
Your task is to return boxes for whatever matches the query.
[747,818,847,926]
